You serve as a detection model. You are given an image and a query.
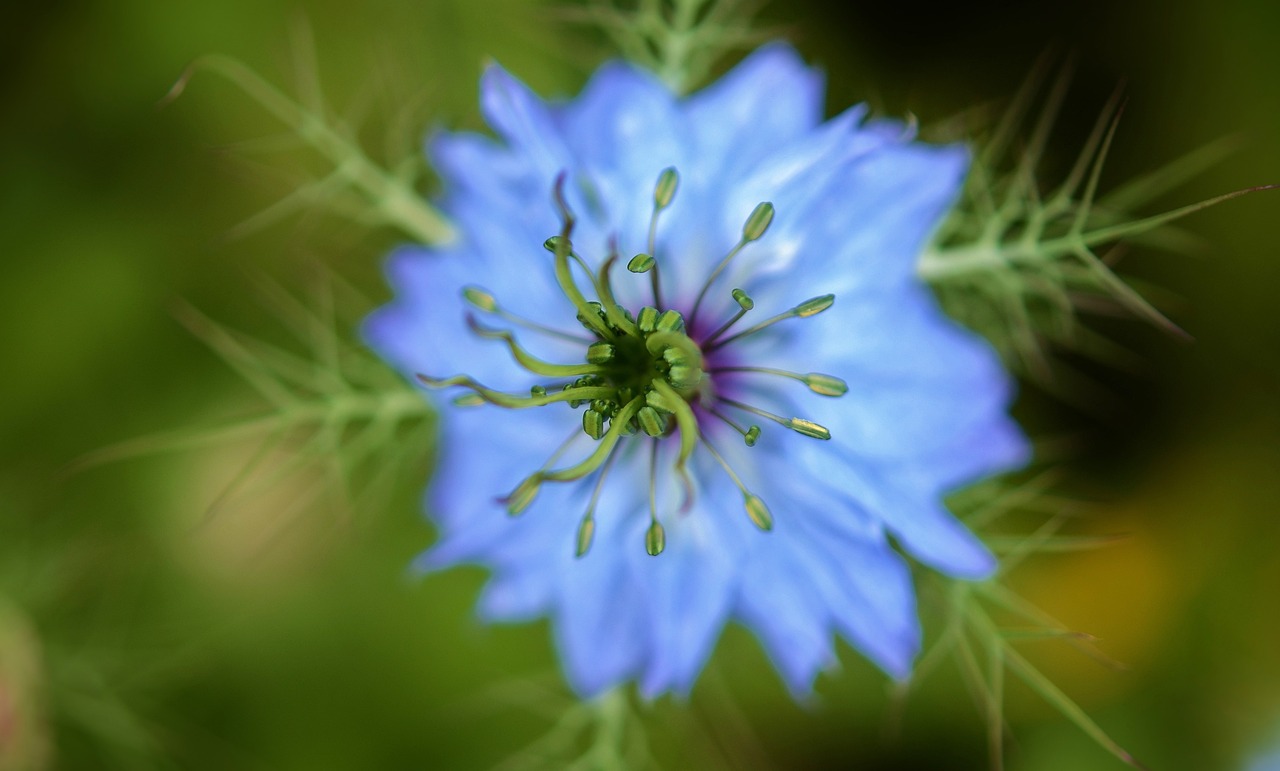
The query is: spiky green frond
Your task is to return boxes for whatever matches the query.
[919,60,1275,388]
[566,0,769,94]
[905,470,1143,770]
[488,686,658,771]
[162,50,454,246]
[76,273,434,527]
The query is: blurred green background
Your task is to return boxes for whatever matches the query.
[2,1,1278,769]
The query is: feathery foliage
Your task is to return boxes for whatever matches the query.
[920,58,1274,389]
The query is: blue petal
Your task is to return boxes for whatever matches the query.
[684,43,825,184]
[478,63,572,180]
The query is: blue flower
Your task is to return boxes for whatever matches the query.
[365,43,1029,698]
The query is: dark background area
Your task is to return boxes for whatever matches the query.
[1,1,1278,769]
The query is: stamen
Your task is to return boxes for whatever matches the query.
[700,433,774,531]
[462,285,592,344]
[646,167,679,309]
[575,444,622,557]
[647,380,699,503]
[709,407,762,447]
[709,366,849,397]
[718,397,831,441]
[594,253,641,336]
[466,315,604,377]
[645,330,704,392]
[704,288,754,345]
[416,374,615,410]
[505,396,646,514]
[637,405,669,437]
[548,176,615,339]
[645,440,666,556]
[705,294,836,352]
[689,201,774,327]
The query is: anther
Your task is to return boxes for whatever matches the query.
[582,408,605,440]
[707,294,837,352]
[645,440,666,556]
[637,405,668,437]
[645,520,666,556]
[586,342,615,364]
[719,397,832,441]
[653,167,679,210]
[700,433,774,533]
[742,201,775,242]
[709,407,761,447]
[710,366,849,397]
[462,286,497,313]
[796,294,836,317]
[646,168,679,308]
[655,309,685,333]
[690,201,775,326]
[788,418,831,441]
[705,288,755,345]
[628,253,655,273]
[505,476,541,516]
[637,306,660,333]
[744,495,773,531]
[575,516,596,558]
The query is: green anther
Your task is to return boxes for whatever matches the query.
[577,301,606,326]
[462,286,497,313]
[744,494,773,531]
[804,373,848,397]
[453,393,485,407]
[543,235,570,253]
[583,408,605,440]
[732,288,754,311]
[667,365,699,389]
[506,476,541,516]
[575,516,596,557]
[662,347,690,367]
[530,385,547,397]
[645,519,666,556]
[645,389,672,413]
[788,418,831,440]
[628,253,655,273]
[654,167,679,209]
[742,202,775,242]
[637,306,660,333]
[656,309,685,333]
[744,426,761,447]
[796,294,836,317]
[586,342,616,364]
[637,405,667,437]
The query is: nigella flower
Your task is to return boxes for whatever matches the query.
[365,43,1029,697]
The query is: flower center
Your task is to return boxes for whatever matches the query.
[416,169,847,557]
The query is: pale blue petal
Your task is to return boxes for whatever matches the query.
[684,43,825,183]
